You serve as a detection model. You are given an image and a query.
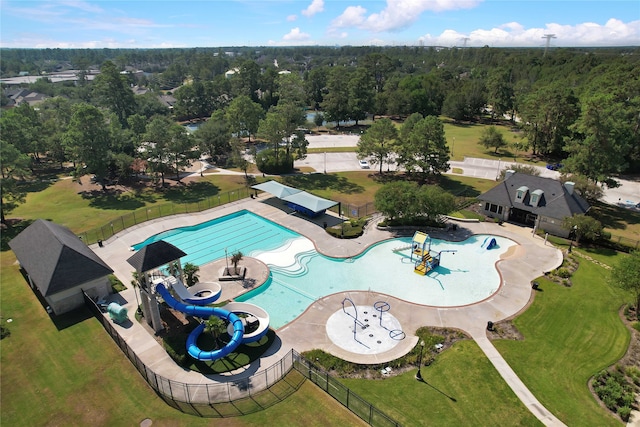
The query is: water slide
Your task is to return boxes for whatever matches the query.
[155,284,245,361]
[481,237,497,250]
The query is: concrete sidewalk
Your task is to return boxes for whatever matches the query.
[93,195,566,425]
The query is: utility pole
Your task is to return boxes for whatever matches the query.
[542,34,556,57]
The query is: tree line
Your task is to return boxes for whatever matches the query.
[1,46,639,224]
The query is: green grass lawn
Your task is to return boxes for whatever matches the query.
[494,257,630,426]
[442,119,544,165]
[0,251,366,427]
[341,340,541,426]
[9,175,253,235]
[2,151,636,426]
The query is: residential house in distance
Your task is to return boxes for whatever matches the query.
[477,171,591,237]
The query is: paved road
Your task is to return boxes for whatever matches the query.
[293,135,640,210]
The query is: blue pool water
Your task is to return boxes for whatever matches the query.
[135,211,516,329]
[132,210,300,266]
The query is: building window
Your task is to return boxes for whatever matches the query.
[515,186,529,203]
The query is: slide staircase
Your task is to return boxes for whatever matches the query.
[414,253,433,276]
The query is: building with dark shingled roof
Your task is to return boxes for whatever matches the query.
[477,171,590,238]
[9,219,113,315]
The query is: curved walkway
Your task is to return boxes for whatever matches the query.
[93,194,565,426]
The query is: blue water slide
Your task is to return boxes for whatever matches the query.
[155,284,245,361]
[486,238,497,250]
[481,236,497,249]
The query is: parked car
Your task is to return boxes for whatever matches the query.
[358,160,370,169]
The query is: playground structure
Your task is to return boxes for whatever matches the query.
[410,231,440,275]
[341,297,405,349]
[154,276,270,361]
[392,231,457,276]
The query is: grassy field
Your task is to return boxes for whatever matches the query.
[2,136,636,425]
[10,174,253,234]
[341,340,541,426]
[0,250,367,427]
[494,254,630,426]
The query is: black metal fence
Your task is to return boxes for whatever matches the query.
[330,201,378,219]
[83,293,400,425]
[78,188,378,245]
[78,187,253,245]
[608,233,639,250]
[294,356,401,427]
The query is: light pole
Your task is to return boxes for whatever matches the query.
[452,137,455,157]
[568,225,577,253]
[324,151,327,174]
[415,340,425,381]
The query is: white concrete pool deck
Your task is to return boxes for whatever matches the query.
[93,193,566,426]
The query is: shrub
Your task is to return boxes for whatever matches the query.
[162,335,188,366]
[557,268,571,278]
[255,149,294,174]
[618,406,632,422]
[0,325,10,339]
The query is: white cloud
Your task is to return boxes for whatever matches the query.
[418,19,640,47]
[283,27,311,42]
[59,1,104,14]
[287,14,297,22]
[302,0,324,18]
[331,0,481,33]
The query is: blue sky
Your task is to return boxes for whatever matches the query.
[1,0,638,48]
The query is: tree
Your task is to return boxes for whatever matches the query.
[374,181,417,223]
[257,111,287,164]
[183,263,200,287]
[374,181,455,225]
[64,103,112,190]
[229,137,250,176]
[92,61,136,127]
[559,173,603,203]
[230,251,243,275]
[486,67,515,120]
[142,116,173,186]
[519,83,579,156]
[304,67,327,110]
[276,73,307,108]
[610,250,640,314]
[0,141,30,224]
[165,124,197,181]
[562,214,603,244]
[204,316,227,348]
[479,126,507,153]
[357,118,398,174]
[397,116,450,182]
[272,100,306,157]
[0,103,44,162]
[225,95,264,142]
[347,68,374,125]
[195,110,231,163]
[39,97,74,167]
[564,93,633,184]
[321,68,350,125]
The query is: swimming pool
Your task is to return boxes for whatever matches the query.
[132,210,300,266]
[134,211,515,329]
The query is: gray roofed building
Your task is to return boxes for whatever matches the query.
[477,171,590,237]
[9,219,114,315]
[127,240,186,273]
